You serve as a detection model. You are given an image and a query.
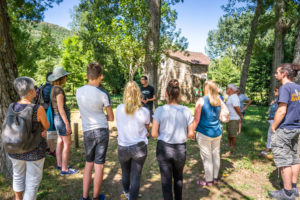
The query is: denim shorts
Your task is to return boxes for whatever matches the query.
[54,111,70,136]
[84,128,109,164]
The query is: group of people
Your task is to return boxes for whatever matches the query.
[3,62,300,200]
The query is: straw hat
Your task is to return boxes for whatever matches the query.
[48,67,70,82]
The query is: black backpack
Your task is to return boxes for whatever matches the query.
[35,84,51,111]
[2,103,42,154]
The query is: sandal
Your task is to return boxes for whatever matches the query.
[197,180,213,186]
[213,178,219,184]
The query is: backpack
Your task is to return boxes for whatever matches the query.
[35,83,52,111]
[2,103,42,154]
[47,87,56,131]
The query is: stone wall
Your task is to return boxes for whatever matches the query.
[158,55,208,103]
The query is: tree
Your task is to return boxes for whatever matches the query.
[294,22,300,83]
[269,0,296,102]
[1,0,63,177]
[0,0,18,177]
[239,0,263,93]
[144,0,161,92]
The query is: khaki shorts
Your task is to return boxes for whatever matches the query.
[271,128,300,168]
[226,120,239,138]
[47,131,57,140]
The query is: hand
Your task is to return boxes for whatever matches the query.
[146,132,149,137]
[188,133,195,140]
[41,130,47,139]
[271,127,276,133]
[242,108,246,112]
[66,123,72,135]
[144,99,149,103]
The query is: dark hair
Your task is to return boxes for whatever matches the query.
[141,76,148,80]
[166,79,180,102]
[87,62,102,80]
[275,85,281,90]
[278,63,300,80]
[46,72,52,82]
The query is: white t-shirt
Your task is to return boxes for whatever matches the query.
[226,93,240,120]
[116,104,150,146]
[76,85,110,131]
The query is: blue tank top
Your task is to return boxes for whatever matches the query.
[196,96,222,138]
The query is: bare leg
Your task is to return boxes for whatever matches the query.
[291,164,300,184]
[15,191,23,200]
[61,135,72,171]
[83,162,94,198]
[281,166,293,190]
[238,119,242,134]
[231,137,237,149]
[56,136,63,167]
[93,164,105,198]
[47,139,55,152]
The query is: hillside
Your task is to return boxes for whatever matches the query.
[30,22,73,45]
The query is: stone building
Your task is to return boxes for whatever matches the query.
[158,51,210,103]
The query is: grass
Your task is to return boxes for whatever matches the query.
[0,105,289,199]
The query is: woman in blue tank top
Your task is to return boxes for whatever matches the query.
[193,80,224,186]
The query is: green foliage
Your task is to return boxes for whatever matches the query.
[209,56,240,88]
[206,3,299,102]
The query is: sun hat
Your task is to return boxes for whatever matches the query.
[48,67,70,82]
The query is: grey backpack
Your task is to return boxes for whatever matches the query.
[2,103,42,154]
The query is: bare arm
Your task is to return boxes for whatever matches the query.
[187,123,195,140]
[37,106,49,138]
[271,103,287,132]
[144,95,157,103]
[151,119,159,138]
[105,106,114,121]
[193,99,203,131]
[234,106,243,119]
[57,94,71,135]
[242,99,252,111]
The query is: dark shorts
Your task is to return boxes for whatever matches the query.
[226,120,239,138]
[54,111,70,136]
[84,128,109,164]
[271,128,300,168]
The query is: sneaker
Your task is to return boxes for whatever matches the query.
[268,189,295,200]
[48,151,56,157]
[293,187,299,197]
[56,165,72,170]
[93,194,105,200]
[60,168,78,176]
[121,191,129,200]
[80,196,90,200]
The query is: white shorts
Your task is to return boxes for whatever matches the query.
[47,131,57,140]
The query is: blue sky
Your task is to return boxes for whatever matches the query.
[44,0,227,53]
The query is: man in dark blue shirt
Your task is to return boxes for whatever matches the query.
[269,63,300,200]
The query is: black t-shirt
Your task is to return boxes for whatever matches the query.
[141,85,155,111]
[278,82,300,129]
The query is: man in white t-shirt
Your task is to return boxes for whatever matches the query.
[76,62,114,200]
[226,84,243,149]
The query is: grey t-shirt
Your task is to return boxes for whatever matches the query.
[153,104,194,144]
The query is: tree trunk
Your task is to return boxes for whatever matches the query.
[269,0,288,102]
[294,22,300,83]
[144,0,161,102]
[239,0,262,93]
[0,0,18,177]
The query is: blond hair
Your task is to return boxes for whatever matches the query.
[123,81,142,115]
[204,80,221,107]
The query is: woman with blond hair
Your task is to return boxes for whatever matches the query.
[194,80,225,186]
[116,81,150,200]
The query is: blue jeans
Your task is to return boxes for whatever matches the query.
[54,111,70,136]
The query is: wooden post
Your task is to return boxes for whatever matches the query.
[74,123,79,148]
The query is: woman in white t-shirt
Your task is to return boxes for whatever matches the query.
[116,81,150,200]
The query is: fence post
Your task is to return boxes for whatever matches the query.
[74,123,79,148]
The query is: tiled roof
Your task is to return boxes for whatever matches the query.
[166,51,210,65]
